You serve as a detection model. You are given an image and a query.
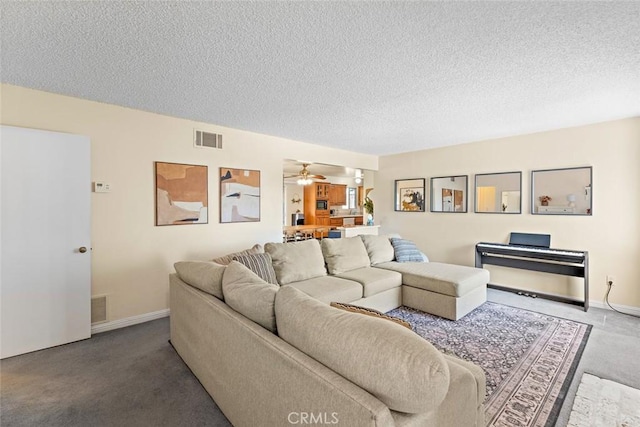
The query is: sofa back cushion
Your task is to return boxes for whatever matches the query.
[222,261,278,333]
[321,237,371,274]
[360,235,396,265]
[275,286,450,414]
[213,243,263,265]
[174,261,226,300]
[265,239,326,285]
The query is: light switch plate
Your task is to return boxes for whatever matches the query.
[93,182,111,193]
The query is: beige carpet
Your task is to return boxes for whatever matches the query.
[568,373,640,427]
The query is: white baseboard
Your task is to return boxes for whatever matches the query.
[91,309,170,335]
[588,300,640,316]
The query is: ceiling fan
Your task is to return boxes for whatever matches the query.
[284,163,326,185]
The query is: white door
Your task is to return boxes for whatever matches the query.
[1,125,91,359]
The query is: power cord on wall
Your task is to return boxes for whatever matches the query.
[605,280,640,318]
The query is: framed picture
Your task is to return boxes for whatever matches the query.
[394,178,426,212]
[155,162,208,226]
[220,168,261,223]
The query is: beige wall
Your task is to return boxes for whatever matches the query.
[3,83,637,314]
[0,84,378,322]
[376,118,640,308]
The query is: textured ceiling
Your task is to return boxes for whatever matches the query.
[1,2,639,155]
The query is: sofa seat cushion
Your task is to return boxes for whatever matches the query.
[275,286,450,414]
[265,239,327,285]
[285,276,363,304]
[335,267,402,298]
[375,262,489,297]
[174,261,226,300]
[321,236,371,274]
[222,261,279,333]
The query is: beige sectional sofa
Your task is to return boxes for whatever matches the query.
[170,235,489,426]
[265,235,489,320]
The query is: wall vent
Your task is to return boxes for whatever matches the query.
[91,295,108,324]
[194,130,223,149]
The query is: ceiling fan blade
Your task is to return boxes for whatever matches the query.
[284,163,326,181]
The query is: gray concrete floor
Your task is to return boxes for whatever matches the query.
[487,289,640,427]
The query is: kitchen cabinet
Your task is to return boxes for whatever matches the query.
[304,183,330,225]
[330,184,347,206]
[315,183,330,199]
[316,211,330,226]
[330,218,343,227]
[355,216,364,225]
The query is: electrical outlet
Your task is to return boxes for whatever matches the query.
[607,275,616,285]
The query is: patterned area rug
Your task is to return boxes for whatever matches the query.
[387,302,591,427]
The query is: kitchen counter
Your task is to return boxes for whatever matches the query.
[329,214,363,218]
[335,225,379,238]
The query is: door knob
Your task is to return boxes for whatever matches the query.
[78,247,87,253]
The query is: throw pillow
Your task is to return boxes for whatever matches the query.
[232,253,278,285]
[275,286,449,414]
[329,302,411,329]
[390,238,424,262]
[174,261,226,300]
[222,261,278,333]
[212,243,263,265]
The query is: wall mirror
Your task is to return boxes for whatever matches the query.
[394,178,426,212]
[430,175,468,212]
[475,171,522,214]
[531,166,592,215]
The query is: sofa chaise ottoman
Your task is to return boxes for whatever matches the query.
[375,261,489,321]
[358,235,489,320]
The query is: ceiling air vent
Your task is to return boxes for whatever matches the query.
[194,130,223,149]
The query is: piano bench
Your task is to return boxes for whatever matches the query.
[377,262,489,320]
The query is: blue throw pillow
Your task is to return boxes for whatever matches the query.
[390,238,424,262]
